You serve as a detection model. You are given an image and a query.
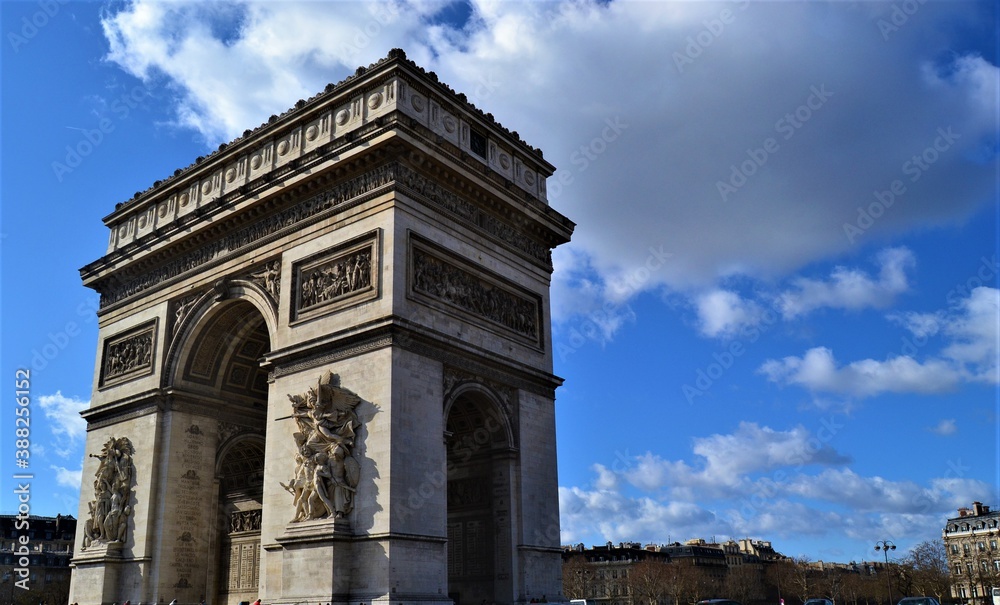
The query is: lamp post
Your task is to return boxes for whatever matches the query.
[875,540,896,605]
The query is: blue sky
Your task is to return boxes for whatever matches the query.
[1,0,997,565]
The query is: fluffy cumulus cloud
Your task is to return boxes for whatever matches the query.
[760,286,999,397]
[37,392,89,456]
[559,423,992,546]
[757,347,961,397]
[99,0,998,324]
[694,289,764,338]
[777,247,915,319]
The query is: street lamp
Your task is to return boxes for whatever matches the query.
[875,540,897,605]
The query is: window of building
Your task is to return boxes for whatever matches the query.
[993,560,1000,572]
[982,561,989,573]
[959,587,968,598]
[952,544,960,554]
[469,130,487,159]
[979,541,986,551]
[972,586,979,599]
[967,563,974,574]
[964,543,971,554]
[992,540,998,551]
[45,532,52,540]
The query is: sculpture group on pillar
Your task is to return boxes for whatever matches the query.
[82,437,134,549]
[281,371,362,522]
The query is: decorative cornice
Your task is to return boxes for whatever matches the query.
[93,157,557,312]
[106,49,549,219]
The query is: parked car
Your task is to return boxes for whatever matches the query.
[897,598,941,605]
[805,599,834,605]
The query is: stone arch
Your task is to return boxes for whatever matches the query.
[444,382,518,605]
[212,434,266,605]
[443,382,514,452]
[161,279,278,391]
[159,288,273,603]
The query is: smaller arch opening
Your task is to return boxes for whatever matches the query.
[445,390,514,605]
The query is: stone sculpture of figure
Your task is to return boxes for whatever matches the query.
[82,436,134,549]
[250,260,281,299]
[281,372,363,521]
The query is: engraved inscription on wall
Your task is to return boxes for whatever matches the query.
[410,238,540,344]
[291,232,379,322]
[100,321,157,387]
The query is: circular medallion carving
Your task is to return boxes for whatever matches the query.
[225,168,236,183]
[443,116,457,134]
[410,94,425,112]
[277,140,289,156]
[179,193,189,207]
[335,110,349,127]
[306,124,320,140]
[158,204,168,218]
[368,92,383,110]
[499,154,511,170]
[201,181,213,195]
[524,170,536,186]
[138,215,147,228]
[118,226,127,237]
[251,154,263,170]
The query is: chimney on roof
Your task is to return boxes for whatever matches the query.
[972,501,987,516]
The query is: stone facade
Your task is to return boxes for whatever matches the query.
[943,502,1000,604]
[71,49,574,605]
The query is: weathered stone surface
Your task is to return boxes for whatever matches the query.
[72,49,573,605]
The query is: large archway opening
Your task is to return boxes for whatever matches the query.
[445,391,514,605]
[172,298,271,604]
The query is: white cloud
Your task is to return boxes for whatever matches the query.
[52,466,83,490]
[941,286,999,383]
[778,248,915,319]
[760,287,999,398]
[758,347,960,397]
[930,419,958,436]
[560,428,993,546]
[888,310,944,339]
[38,391,89,447]
[98,1,998,331]
[615,423,851,498]
[695,289,764,338]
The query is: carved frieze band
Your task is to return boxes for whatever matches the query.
[394,163,549,264]
[99,161,549,309]
[292,232,378,322]
[100,164,395,308]
[229,509,262,534]
[411,240,541,344]
[100,321,157,388]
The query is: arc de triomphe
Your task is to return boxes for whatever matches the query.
[69,49,574,605]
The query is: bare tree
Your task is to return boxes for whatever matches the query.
[725,564,762,605]
[629,558,672,605]
[790,558,815,604]
[899,541,949,602]
[563,555,593,600]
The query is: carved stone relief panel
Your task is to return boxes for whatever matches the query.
[81,437,134,549]
[409,235,541,346]
[291,231,379,323]
[280,371,364,523]
[100,321,157,388]
[243,259,281,305]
